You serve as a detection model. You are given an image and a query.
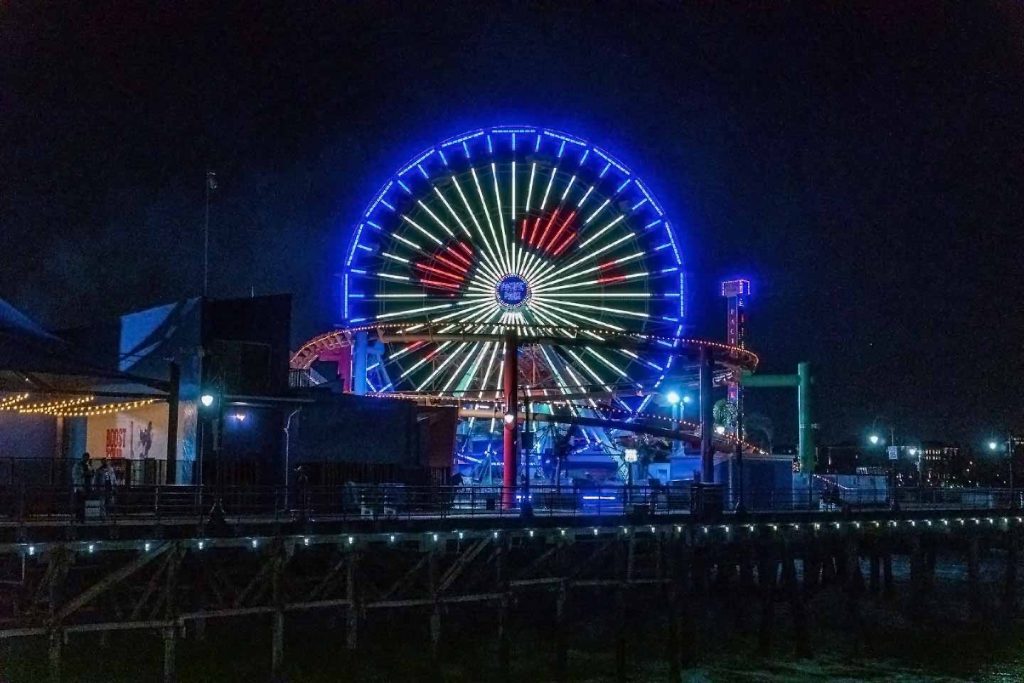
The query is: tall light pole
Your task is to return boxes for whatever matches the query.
[283,408,302,508]
[989,434,1017,507]
[204,171,217,296]
[624,448,638,507]
[666,391,681,456]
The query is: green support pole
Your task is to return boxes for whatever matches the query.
[739,362,814,476]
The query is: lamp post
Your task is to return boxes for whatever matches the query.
[624,447,639,507]
[666,391,681,456]
[868,421,897,509]
[283,408,302,509]
[907,446,921,487]
[520,397,533,518]
[988,434,1017,508]
[665,391,692,457]
[198,392,219,487]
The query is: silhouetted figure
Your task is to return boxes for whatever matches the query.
[72,452,92,521]
[294,465,310,519]
[94,458,117,513]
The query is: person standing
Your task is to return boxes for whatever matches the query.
[294,465,310,519]
[94,458,117,515]
[72,452,92,522]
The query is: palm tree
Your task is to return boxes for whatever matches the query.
[744,412,774,455]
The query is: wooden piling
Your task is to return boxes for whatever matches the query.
[909,535,926,620]
[679,532,696,668]
[163,543,182,683]
[48,630,62,683]
[802,541,820,592]
[869,552,881,594]
[883,548,894,598]
[162,626,177,683]
[756,542,777,656]
[554,578,569,682]
[664,536,681,681]
[968,535,981,619]
[346,552,359,650]
[496,537,510,683]
[428,548,442,663]
[1005,532,1018,617]
[46,547,68,683]
[614,535,632,683]
[271,549,284,681]
[782,541,810,658]
[844,536,863,653]
[925,545,937,593]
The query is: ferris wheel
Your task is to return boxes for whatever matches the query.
[342,126,687,409]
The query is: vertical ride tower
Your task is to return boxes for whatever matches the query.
[721,279,750,437]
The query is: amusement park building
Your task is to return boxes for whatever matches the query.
[1,294,457,489]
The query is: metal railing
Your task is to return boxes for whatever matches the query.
[0,483,1022,525]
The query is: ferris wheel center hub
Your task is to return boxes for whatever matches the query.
[495,274,532,309]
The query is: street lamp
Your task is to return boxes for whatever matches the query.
[867,423,898,509]
[665,391,681,456]
[988,435,1017,507]
[200,393,215,408]
[624,448,639,506]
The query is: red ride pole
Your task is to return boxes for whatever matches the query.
[502,329,519,509]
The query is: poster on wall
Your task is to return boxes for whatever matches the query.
[86,403,168,462]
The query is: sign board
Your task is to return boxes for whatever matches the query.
[887,446,899,460]
[86,403,167,462]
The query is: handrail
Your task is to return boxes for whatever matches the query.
[0,483,1019,525]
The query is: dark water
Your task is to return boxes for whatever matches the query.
[3,553,1023,681]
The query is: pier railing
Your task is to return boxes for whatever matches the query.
[0,482,1020,525]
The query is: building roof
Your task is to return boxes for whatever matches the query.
[0,298,164,393]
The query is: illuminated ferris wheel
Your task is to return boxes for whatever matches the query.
[342,126,687,409]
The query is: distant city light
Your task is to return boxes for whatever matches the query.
[714,425,726,435]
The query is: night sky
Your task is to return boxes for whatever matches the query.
[2,2,1022,446]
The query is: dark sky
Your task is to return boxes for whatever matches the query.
[2,2,1022,445]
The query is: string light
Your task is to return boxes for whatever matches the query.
[0,393,30,410]
[302,322,759,371]
[13,395,95,413]
[47,399,160,418]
